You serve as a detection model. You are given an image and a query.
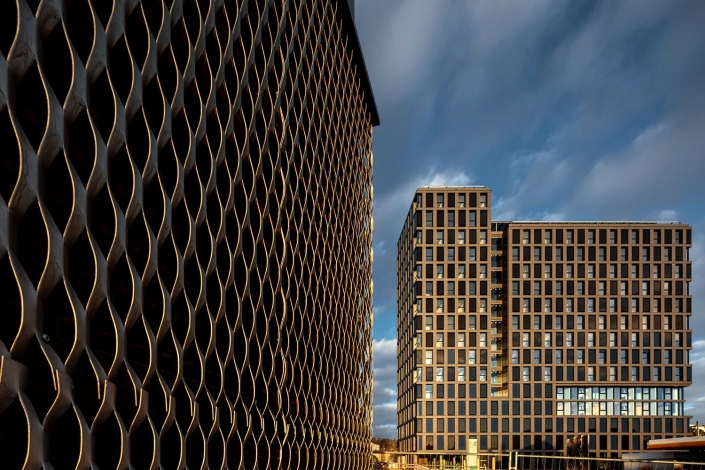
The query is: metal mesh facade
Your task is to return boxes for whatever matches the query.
[0,0,376,469]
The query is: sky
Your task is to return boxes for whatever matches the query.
[352,0,705,438]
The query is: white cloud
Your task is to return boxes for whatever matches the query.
[373,337,398,438]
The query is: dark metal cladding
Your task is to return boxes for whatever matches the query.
[0,1,375,468]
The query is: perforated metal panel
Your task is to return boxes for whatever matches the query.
[0,0,375,468]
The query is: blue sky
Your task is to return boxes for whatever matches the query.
[353,0,705,438]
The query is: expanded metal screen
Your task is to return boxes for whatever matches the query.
[0,0,376,468]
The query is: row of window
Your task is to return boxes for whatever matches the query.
[415,364,688,385]
[512,332,687,349]
[417,192,488,209]
[510,245,687,262]
[416,314,689,331]
[418,210,489,228]
[511,227,688,245]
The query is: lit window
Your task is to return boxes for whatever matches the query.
[566,333,573,347]
[610,333,617,347]
[512,350,519,364]
[458,367,466,382]
[522,367,530,382]
[544,299,552,312]
[522,333,529,347]
[588,367,595,382]
[458,265,465,278]
[458,194,465,207]
[479,368,487,382]
[436,367,444,381]
[588,265,594,278]
[437,230,444,244]
[426,385,433,398]
[566,299,573,312]
[545,265,552,278]
[437,194,444,208]
[480,194,487,207]
[588,333,594,347]
[425,351,433,364]
[479,333,487,347]
[426,211,433,227]
[458,231,465,244]
[426,316,433,330]
[599,281,605,295]
[480,231,487,244]
[458,299,466,312]
[544,333,551,347]
[469,350,476,364]
[599,315,606,329]
[436,299,444,312]
[458,333,466,347]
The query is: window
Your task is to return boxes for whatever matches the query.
[545,230,552,244]
[447,316,455,329]
[545,265,552,278]
[610,333,617,347]
[664,248,671,261]
[459,194,465,207]
[512,350,519,364]
[566,333,573,347]
[610,265,616,278]
[675,265,681,278]
[470,212,476,227]
[469,248,476,261]
[479,368,487,382]
[545,299,552,312]
[556,281,563,295]
[664,315,671,330]
[522,333,529,347]
[437,194,444,207]
[567,230,574,244]
[426,282,433,295]
[480,194,487,207]
[447,282,455,295]
[588,230,595,244]
[512,281,520,295]
[523,299,530,312]
[458,231,465,244]
[610,230,617,244]
[512,247,519,260]
[534,281,541,295]
[437,299,444,312]
[458,367,466,382]
[544,333,552,347]
[599,315,606,329]
[642,248,649,261]
[480,299,487,312]
[458,333,466,347]
[480,265,487,278]
[556,316,563,329]
[567,265,573,278]
[621,248,627,261]
[426,211,433,227]
[621,282,627,295]
[587,299,594,312]
[577,316,584,329]
[599,281,606,295]
[425,351,433,364]
[469,316,476,330]
[599,248,606,261]
[448,212,455,227]
[632,333,638,347]
[556,350,563,364]
[588,367,595,381]
[480,333,487,347]
[534,248,541,261]
[577,281,584,295]
[566,299,573,312]
[436,367,444,381]
[523,264,529,278]
[610,367,617,381]
[458,265,465,278]
[426,385,433,398]
[469,350,476,364]
[480,231,487,244]
[556,247,563,261]
[436,333,444,348]
[426,316,433,330]
[653,265,660,278]
[632,230,638,243]
[620,316,627,330]
[458,299,466,312]
[437,230,444,244]
[577,248,584,261]
[426,248,433,261]
[588,265,594,278]
[534,350,541,364]
[523,367,530,382]
[437,265,444,278]
[448,247,455,261]
[588,333,594,347]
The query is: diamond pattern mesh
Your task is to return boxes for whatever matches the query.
[0,0,374,468]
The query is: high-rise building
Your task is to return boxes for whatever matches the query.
[0,1,377,469]
[397,187,693,465]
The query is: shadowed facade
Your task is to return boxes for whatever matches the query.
[0,0,377,468]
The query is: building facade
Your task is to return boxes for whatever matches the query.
[0,1,377,469]
[397,187,693,463]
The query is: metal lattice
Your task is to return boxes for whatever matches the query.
[0,0,375,468]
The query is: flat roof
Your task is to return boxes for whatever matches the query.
[499,221,683,225]
[419,186,487,189]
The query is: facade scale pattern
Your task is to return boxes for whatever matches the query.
[0,0,378,469]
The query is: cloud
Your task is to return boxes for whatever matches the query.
[373,337,398,437]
